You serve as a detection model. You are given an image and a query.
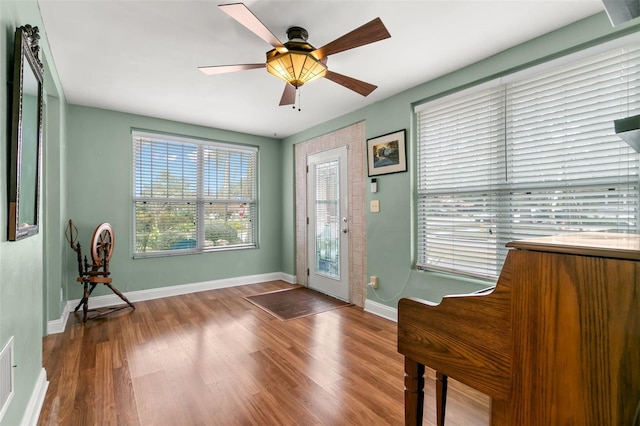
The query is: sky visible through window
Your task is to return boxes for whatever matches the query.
[135,138,253,200]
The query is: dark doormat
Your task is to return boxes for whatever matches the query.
[244,286,351,321]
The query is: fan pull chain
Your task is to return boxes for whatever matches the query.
[292,87,302,112]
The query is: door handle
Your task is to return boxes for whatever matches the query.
[342,228,348,234]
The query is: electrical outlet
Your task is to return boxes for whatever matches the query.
[369,276,378,289]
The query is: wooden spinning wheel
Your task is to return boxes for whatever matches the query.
[66,220,134,322]
[91,222,114,266]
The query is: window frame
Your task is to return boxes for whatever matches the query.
[132,130,258,258]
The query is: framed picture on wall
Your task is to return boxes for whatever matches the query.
[367,129,407,176]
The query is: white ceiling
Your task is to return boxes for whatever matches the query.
[37,0,605,138]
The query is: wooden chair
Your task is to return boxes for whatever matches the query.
[65,220,135,322]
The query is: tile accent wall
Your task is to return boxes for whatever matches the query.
[294,121,367,307]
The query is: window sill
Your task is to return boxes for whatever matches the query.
[133,244,256,259]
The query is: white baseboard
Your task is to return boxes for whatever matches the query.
[279,272,296,284]
[47,303,69,335]
[20,368,48,426]
[48,272,296,334]
[364,299,398,322]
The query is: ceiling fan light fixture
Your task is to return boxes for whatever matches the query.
[266,50,327,88]
[203,5,390,104]
[266,27,327,88]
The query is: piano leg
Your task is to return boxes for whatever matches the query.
[436,372,448,426]
[404,358,425,426]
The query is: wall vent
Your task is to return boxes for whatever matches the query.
[0,337,14,422]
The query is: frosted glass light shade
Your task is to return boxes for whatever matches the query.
[266,51,327,88]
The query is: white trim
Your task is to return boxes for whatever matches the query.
[279,272,296,284]
[0,337,14,423]
[47,303,69,335]
[20,368,48,426]
[47,272,296,334]
[364,299,398,323]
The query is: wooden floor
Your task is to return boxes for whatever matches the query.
[38,281,490,426]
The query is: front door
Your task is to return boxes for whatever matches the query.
[307,147,349,301]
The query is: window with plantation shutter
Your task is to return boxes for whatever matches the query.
[133,131,257,256]
[416,40,640,279]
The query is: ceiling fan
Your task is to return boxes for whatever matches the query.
[198,3,391,106]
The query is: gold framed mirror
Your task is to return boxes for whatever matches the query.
[8,25,44,241]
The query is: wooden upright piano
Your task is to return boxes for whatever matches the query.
[398,232,640,425]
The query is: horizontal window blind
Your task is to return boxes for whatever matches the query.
[417,86,506,194]
[417,42,640,279]
[201,146,256,249]
[133,131,257,256]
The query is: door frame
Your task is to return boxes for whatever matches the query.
[294,122,367,307]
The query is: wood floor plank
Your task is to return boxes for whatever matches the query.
[38,281,490,425]
[113,365,140,426]
[132,371,181,425]
[204,378,254,424]
[71,367,97,426]
[95,341,117,425]
[323,377,400,425]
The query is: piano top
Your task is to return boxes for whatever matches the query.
[506,232,640,261]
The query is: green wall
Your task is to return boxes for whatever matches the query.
[0,1,67,424]
[64,106,283,300]
[282,12,640,309]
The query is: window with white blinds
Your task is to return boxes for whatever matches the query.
[133,131,257,256]
[416,41,640,279]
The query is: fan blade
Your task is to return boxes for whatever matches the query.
[279,83,296,106]
[219,3,287,53]
[312,17,390,60]
[325,70,377,97]
[198,64,265,75]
